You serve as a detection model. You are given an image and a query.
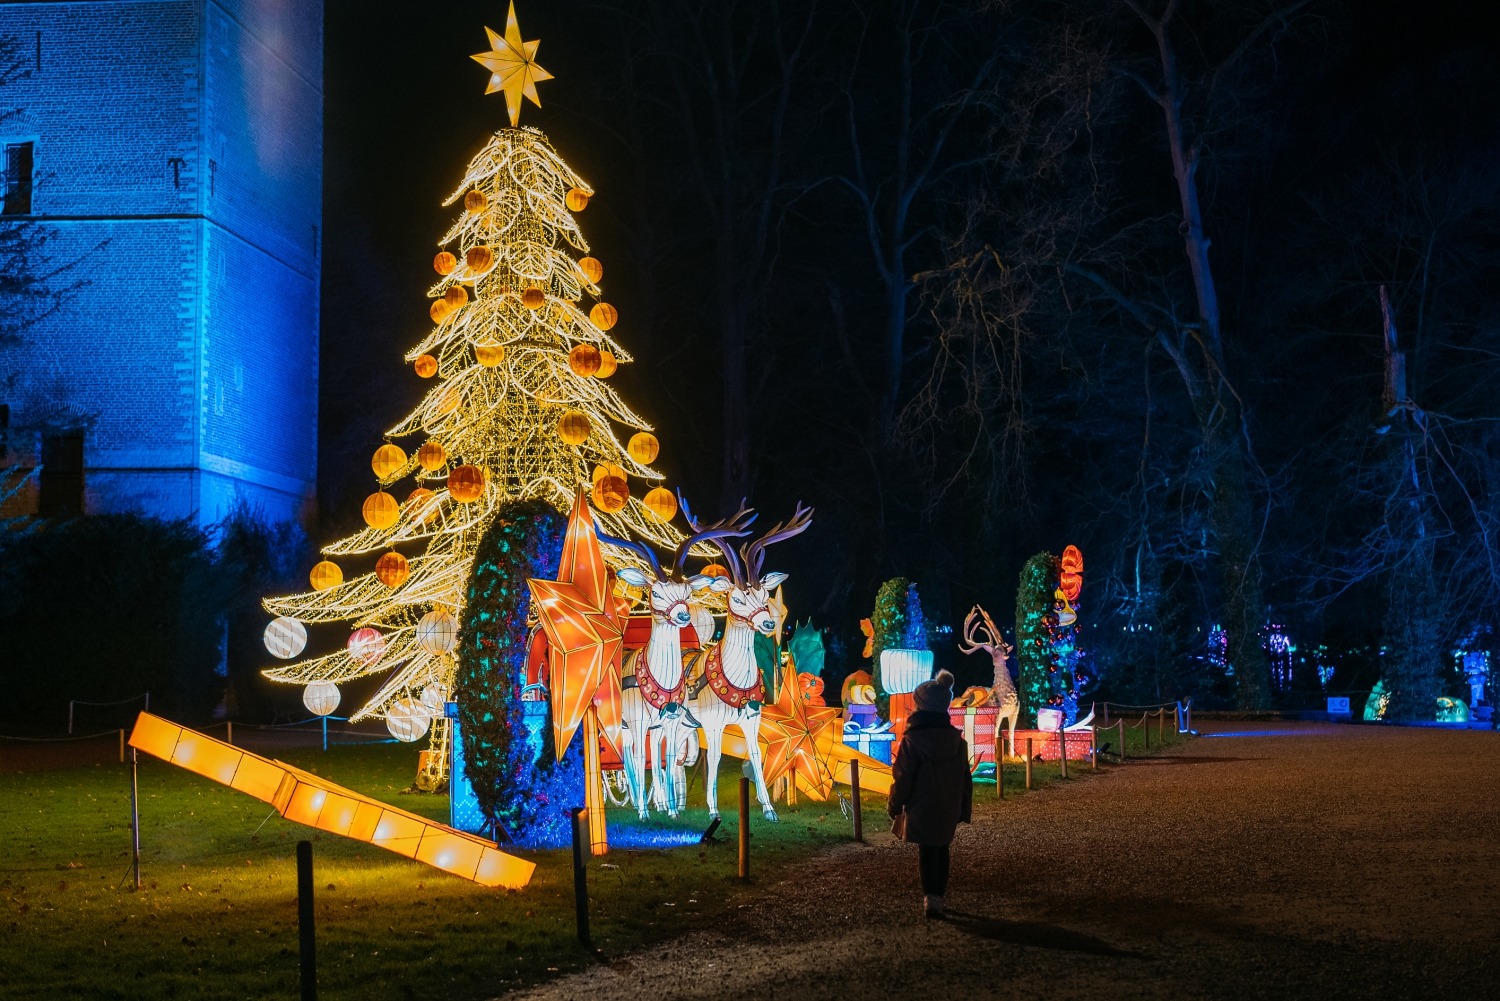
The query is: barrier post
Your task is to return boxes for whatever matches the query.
[1024,738,1033,790]
[226,721,233,747]
[321,716,328,752]
[1143,713,1151,750]
[738,777,750,881]
[296,840,317,1001]
[1118,720,1126,761]
[570,807,591,947]
[129,748,141,890]
[1158,709,1166,744]
[1091,725,1098,770]
[995,731,1004,799]
[1058,718,1068,779]
[118,729,125,764]
[850,761,864,842]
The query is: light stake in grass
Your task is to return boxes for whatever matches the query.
[850,760,864,842]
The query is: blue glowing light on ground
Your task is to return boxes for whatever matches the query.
[605,826,706,849]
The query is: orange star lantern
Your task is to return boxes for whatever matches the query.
[757,663,844,800]
[528,491,623,759]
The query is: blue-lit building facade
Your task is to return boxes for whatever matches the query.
[0,0,321,526]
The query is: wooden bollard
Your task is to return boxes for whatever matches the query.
[570,807,590,947]
[226,721,233,746]
[1091,725,1098,769]
[118,729,125,764]
[850,761,864,842]
[1118,720,1126,762]
[738,776,750,881]
[1102,702,1110,726]
[1144,713,1151,750]
[1024,738,1033,790]
[995,733,1004,799]
[1057,719,1068,779]
[296,840,317,1001]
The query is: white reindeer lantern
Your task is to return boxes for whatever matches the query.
[958,604,1020,757]
[599,510,752,819]
[683,498,814,823]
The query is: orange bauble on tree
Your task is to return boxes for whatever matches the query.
[627,432,659,465]
[416,440,447,471]
[475,343,505,367]
[433,251,457,275]
[591,474,628,513]
[592,462,626,484]
[465,245,495,272]
[594,350,617,378]
[643,486,676,522]
[371,443,406,479]
[589,302,617,330]
[568,344,602,377]
[414,354,438,378]
[578,257,603,283]
[565,187,589,211]
[521,287,546,310]
[447,464,485,503]
[557,409,590,445]
[309,560,343,591]
[362,491,400,530]
[376,551,410,588]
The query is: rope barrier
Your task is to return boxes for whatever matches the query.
[0,729,121,742]
[68,693,150,707]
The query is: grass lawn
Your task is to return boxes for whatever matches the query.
[0,720,1186,1000]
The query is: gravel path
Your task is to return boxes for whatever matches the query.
[503,722,1498,1000]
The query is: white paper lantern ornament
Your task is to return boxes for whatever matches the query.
[416,609,459,655]
[264,617,308,659]
[303,682,340,717]
[386,697,431,742]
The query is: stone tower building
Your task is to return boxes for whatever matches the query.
[0,0,321,526]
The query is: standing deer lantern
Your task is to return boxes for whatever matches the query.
[959,605,1019,757]
[683,497,814,823]
[599,508,751,819]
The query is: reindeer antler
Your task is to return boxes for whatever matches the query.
[597,531,665,580]
[673,491,756,581]
[958,605,988,653]
[741,501,813,581]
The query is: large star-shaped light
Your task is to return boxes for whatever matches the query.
[471,2,554,127]
[758,663,844,799]
[528,491,622,759]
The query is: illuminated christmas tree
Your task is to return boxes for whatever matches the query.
[259,4,687,781]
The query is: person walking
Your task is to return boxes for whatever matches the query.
[888,669,973,919]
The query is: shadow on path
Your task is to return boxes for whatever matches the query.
[944,912,1148,959]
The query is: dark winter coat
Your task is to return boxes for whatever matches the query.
[887,710,973,846]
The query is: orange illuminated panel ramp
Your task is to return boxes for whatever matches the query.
[128,712,534,889]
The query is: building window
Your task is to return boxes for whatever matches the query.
[39,432,84,517]
[4,141,35,215]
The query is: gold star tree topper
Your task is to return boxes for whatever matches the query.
[471,2,554,126]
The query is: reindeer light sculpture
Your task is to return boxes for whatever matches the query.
[599,511,750,819]
[959,604,1020,757]
[684,499,813,823]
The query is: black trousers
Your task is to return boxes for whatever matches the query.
[918,843,950,896]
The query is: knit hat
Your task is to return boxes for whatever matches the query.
[913,669,955,712]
